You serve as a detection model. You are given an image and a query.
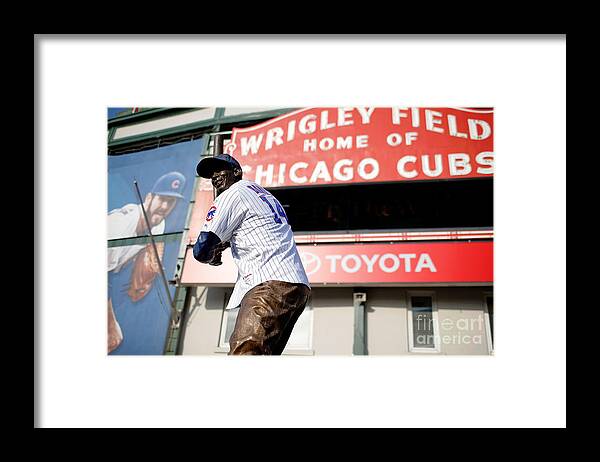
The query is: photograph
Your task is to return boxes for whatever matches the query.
[108,107,494,356]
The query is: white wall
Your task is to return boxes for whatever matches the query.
[180,286,227,355]
[364,286,493,355]
[366,288,409,355]
[434,288,492,355]
[222,107,283,117]
[179,285,493,356]
[311,288,354,355]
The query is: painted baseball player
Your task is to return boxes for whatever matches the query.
[193,154,311,355]
[107,171,186,353]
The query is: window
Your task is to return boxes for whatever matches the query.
[218,303,314,354]
[484,294,494,353]
[407,292,440,353]
[219,306,240,349]
[270,178,493,232]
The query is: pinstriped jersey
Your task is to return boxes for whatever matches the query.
[201,179,310,309]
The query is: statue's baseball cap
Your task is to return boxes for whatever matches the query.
[196,154,242,179]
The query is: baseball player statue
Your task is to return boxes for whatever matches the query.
[107,171,186,353]
[193,154,311,355]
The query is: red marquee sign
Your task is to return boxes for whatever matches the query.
[224,107,494,188]
[180,241,492,286]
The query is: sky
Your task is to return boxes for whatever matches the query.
[107,107,128,119]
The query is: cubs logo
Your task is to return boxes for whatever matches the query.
[171,179,181,189]
[206,205,217,221]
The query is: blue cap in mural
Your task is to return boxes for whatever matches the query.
[151,171,186,199]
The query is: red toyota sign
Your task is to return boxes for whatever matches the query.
[180,241,492,285]
[224,107,493,188]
